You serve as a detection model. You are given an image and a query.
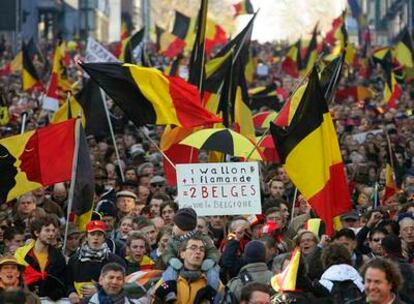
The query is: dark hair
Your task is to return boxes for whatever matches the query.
[160,201,179,214]
[30,215,59,239]
[360,258,403,292]
[322,243,352,269]
[264,207,281,217]
[263,198,288,213]
[260,235,276,249]
[126,231,150,253]
[400,201,414,213]
[240,282,271,302]
[100,262,126,277]
[369,227,388,240]
[157,226,172,243]
[333,228,356,241]
[3,226,24,241]
[179,235,205,252]
[151,192,170,202]
[377,219,399,236]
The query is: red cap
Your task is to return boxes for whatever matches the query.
[86,220,107,233]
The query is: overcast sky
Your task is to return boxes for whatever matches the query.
[237,0,347,42]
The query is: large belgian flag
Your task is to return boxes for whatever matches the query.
[0,120,76,204]
[270,68,351,235]
[80,63,222,128]
[22,42,42,91]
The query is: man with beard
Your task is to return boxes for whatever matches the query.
[67,220,126,304]
[14,215,67,301]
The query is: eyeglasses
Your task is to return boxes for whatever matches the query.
[151,183,164,188]
[371,238,383,243]
[186,245,205,253]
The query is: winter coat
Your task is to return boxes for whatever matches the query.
[226,262,272,301]
[67,248,127,295]
[14,240,67,300]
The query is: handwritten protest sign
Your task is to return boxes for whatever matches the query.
[177,162,261,216]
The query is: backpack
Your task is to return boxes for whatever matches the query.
[330,280,363,304]
[219,269,254,304]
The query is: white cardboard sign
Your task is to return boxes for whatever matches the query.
[176,162,261,216]
[85,37,120,63]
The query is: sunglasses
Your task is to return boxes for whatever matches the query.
[151,183,164,188]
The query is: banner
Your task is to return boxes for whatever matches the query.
[85,37,120,63]
[176,162,261,216]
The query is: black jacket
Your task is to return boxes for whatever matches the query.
[15,242,67,300]
[67,249,126,295]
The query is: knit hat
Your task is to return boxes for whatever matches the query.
[382,234,402,257]
[173,208,197,231]
[96,199,117,217]
[243,240,266,264]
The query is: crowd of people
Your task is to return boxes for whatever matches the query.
[1,20,414,304]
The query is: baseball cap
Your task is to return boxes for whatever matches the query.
[86,220,107,233]
[341,210,360,221]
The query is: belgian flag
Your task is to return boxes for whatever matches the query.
[248,84,280,111]
[0,120,76,204]
[114,21,130,58]
[80,63,222,128]
[51,80,109,139]
[282,39,302,78]
[70,120,95,230]
[22,42,42,91]
[394,28,414,68]
[383,135,398,203]
[270,68,351,235]
[382,51,402,108]
[233,0,254,17]
[156,26,186,58]
[188,0,208,90]
[120,28,145,63]
[301,25,318,75]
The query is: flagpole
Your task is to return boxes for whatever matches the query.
[99,88,125,182]
[384,128,396,176]
[373,182,379,209]
[20,112,28,134]
[290,187,298,224]
[139,127,176,169]
[62,119,81,254]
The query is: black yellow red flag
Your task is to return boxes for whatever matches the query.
[270,68,351,235]
[188,0,208,90]
[80,63,222,128]
[22,42,43,91]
